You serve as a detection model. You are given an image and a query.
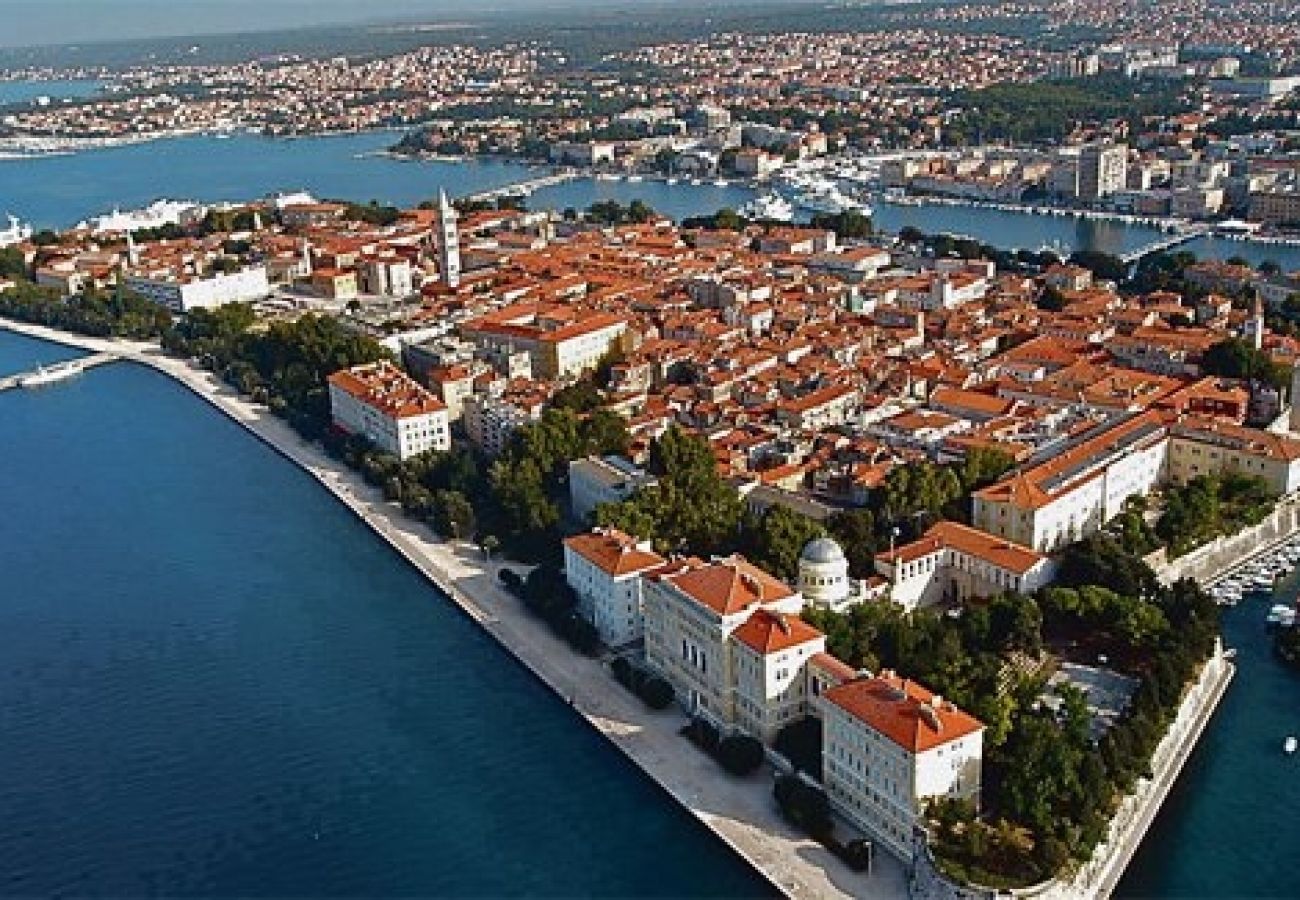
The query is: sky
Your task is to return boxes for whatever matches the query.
[0,0,598,49]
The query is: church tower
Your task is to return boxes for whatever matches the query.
[1244,289,1265,351]
[436,189,461,288]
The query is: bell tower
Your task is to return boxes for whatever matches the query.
[436,189,461,288]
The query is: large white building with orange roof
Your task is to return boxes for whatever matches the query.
[875,520,1056,610]
[819,672,984,861]
[972,411,1169,551]
[326,361,450,460]
[562,528,667,648]
[643,553,813,737]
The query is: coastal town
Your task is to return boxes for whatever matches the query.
[6,160,1297,893]
[1,0,1299,896]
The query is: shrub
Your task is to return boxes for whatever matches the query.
[775,717,823,779]
[716,734,766,776]
[774,774,832,835]
[639,675,676,710]
[611,656,634,686]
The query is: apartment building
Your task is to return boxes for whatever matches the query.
[1167,416,1300,495]
[326,361,451,460]
[124,265,270,312]
[820,672,983,862]
[461,304,630,380]
[569,455,658,523]
[463,391,545,457]
[563,528,667,648]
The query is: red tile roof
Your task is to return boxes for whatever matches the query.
[732,608,824,655]
[822,672,983,753]
[563,528,666,577]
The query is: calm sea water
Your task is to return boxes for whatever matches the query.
[0,78,107,106]
[1117,577,1300,898]
[0,329,775,898]
[0,131,1295,270]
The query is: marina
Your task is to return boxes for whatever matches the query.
[0,132,1294,271]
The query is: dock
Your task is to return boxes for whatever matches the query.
[0,351,119,392]
[465,169,582,202]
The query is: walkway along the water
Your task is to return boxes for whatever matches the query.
[0,319,907,900]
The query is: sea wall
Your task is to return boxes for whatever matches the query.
[1151,495,1300,585]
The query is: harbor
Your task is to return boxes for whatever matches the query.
[0,131,1297,271]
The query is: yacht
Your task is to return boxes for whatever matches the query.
[1286,736,1298,755]
[18,359,85,388]
[739,193,795,222]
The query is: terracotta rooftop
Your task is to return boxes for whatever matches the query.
[564,528,667,577]
[327,361,446,419]
[732,608,824,656]
[657,554,796,617]
[822,672,983,753]
[877,520,1045,574]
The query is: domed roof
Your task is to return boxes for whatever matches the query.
[801,537,846,565]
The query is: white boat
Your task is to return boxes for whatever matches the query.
[666,177,679,185]
[18,359,85,388]
[713,179,729,187]
[626,175,643,183]
[739,192,795,222]
[1285,736,1297,755]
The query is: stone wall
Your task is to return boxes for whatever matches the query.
[1153,495,1300,585]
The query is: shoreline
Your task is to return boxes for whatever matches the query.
[0,318,897,900]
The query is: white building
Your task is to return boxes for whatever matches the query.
[463,392,544,457]
[569,455,658,523]
[798,538,855,608]
[973,411,1168,551]
[642,554,811,740]
[124,266,271,313]
[874,521,1056,610]
[563,528,666,647]
[819,672,984,862]
[326,361,450,460]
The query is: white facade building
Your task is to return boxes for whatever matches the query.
[568,455,658,523]
[563,528,666,648]
[124,266,271,312]
[327,361,450,460]
[875,521,1056,611]
[973,411,1168,552]
[819,673,984,862]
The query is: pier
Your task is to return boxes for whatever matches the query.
[464,169,582,202]
[0,351,119,392]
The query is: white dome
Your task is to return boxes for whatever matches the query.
[801,537,846,566]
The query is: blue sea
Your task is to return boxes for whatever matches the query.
[0,329,775,898]
[0,78,106,106]
[0,131,1295,270]
[2,315,1300,896]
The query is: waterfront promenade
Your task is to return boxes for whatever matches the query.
[0,319,907,900]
